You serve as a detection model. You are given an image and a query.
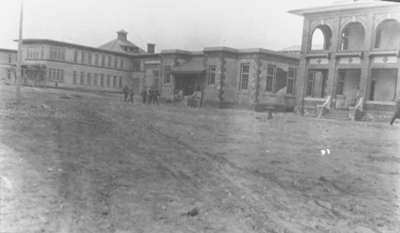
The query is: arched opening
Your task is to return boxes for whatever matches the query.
[340,22,365,51]
[375,19,400,49]
[311,25,332,51]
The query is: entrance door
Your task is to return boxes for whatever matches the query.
[174,74,205,96]
[336,69,361,109]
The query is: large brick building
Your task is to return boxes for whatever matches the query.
[0,30,299,109]
[290,0,400,119]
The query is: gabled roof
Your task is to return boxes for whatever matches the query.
[289,0,399,16]
[99,39,146,54]
[99,30,146,54]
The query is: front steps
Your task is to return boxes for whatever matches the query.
[323,109,350,121]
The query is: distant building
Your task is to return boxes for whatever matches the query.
[280,45,301,57]
[0,30,299,109]
[290,0,400,119]
[0,49,17,83]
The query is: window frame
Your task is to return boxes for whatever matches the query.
[239,63,250,90]
[208,65,216,85]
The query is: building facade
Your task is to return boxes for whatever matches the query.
[0,30,299,110]
[290,0,400,119]
[0,49,17,84]
[155,48,298,109]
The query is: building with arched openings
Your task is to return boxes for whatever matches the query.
[290,0,400,120]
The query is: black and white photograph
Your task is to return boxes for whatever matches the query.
[0,0,400,232]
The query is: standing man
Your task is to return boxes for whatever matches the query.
[390,97,400,125]
[129,87,134,103]
[141,88,147,104]
[123,85,129,102]
[147,88,152,104]
[153,88,160,105]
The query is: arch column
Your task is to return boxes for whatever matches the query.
[326,18,340,105]
[360,13,374,104]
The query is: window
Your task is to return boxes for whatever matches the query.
[266,65,275,92]
[239,63,250,90]
[81,51,85,64]
[164,65,171,83]
[27,47,40,59]
[101,55,105,67]
[336,71,345,95]
[95,54,99,66]
[100,74,104,87]
[49,47,65,60]
[306,72,315,97]
[119,76,123,88]
[74,50,79,63]
[120,59,124,69]
[108,56,112,67]
[94,73,98,86]
[80,72,85,85]
[287,67,296,95]
[88,52,92,65]
[113,76,117,88]
[114,57,118,68]
[40,47,44,59]
[60,70,64,83]
[107,75,111,87]
[8,54,12,64]
[208,65,216,85]
[73,71,77,84]
[87,73,92,86]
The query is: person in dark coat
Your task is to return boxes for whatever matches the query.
[141,89,147,104]
[122,85,129,102]
[128,87,134,103]
[390,97,400,125]
[147,88,152,104]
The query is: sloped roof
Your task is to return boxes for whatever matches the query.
[172,59,205,74]
[99,39,146,54]
[99,30,146,54]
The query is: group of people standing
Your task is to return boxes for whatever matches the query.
[123,86,160,105]
[122,86,135,103]
[141,88,160,105]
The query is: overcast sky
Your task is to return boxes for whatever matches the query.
[0,0,334,51]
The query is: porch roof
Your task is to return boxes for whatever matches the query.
[172,60,205,75]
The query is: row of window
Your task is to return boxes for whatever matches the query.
[72,71,123,88]
[206,63,296,95]
[49,47,66,60]
[48,68,64,83]
[162,63,296,95]
[73,50,125,70]
[27,47,42,60]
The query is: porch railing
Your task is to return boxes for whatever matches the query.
[317,95,331,118]
[349,97,364,121]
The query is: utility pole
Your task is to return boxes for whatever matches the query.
[16,0,24,104]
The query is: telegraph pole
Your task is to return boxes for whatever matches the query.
[16,0,24,104]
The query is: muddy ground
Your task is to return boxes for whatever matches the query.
[0,84,399,233]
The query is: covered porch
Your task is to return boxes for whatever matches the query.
[171,60,206,107]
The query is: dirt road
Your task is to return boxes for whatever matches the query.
[0,85,399,233]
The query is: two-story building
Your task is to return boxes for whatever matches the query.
[0,49,17,84]
[290,0,400,119]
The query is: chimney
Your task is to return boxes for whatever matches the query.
[117,30,128,41]
[147,43,155,54]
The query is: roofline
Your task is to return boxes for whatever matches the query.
[0,48,17,53]
[289,1,399,16]
[19,39,146,58]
